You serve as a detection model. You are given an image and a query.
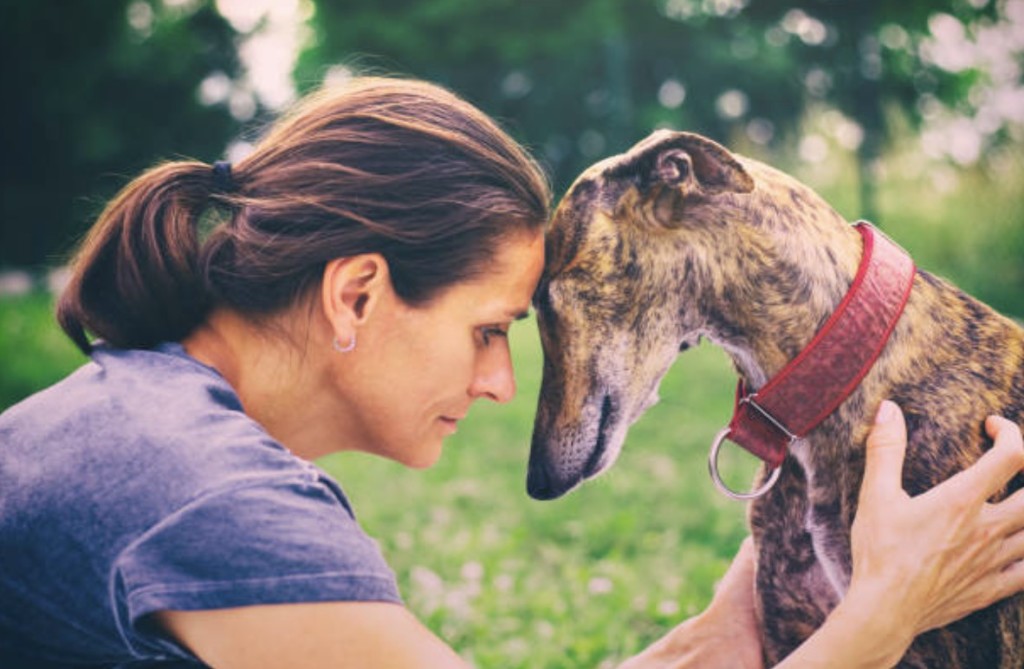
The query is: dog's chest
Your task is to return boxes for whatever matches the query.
[789,441,851,599]
[749,448,856,664]
[751,435,1022,668]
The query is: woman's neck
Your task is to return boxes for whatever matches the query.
[181,308,342,461]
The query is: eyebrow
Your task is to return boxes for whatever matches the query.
[511,309,531,321]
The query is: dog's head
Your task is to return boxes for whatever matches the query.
[526,130,761,500]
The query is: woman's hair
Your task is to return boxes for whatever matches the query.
[57,76,552,353]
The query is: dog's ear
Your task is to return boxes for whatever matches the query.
[654,148,693,186]
[625,131,755,196]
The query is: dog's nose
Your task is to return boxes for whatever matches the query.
[526,458,558,500]
[527,442,578,500]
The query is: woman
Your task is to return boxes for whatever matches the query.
[0,76,1022,669]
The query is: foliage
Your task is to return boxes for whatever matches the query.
[0,0,243,269]
[300,0,1021,210]
[2,0,1020,279]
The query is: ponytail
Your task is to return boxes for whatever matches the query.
[57,76,551,355]
[57,161,224,353]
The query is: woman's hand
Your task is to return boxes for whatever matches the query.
[772,402,1024,669]
[618,537,764,669]
[843,401,1024,659]
[619,401,1024,669]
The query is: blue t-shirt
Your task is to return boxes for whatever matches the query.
[0,343,401,668]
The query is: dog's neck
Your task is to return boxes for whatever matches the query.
[709,223,916,474]
[700,222,866,393]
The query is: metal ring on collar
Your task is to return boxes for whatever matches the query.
[708,427,782,501]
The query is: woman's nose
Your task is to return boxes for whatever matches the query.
[470,344,516,403]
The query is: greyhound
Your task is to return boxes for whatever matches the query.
[527,129,1024,666]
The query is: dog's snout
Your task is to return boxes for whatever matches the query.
[528,394,620,501]
[526,440,572,500]
[526,457,557,500]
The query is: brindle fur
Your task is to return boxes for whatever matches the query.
[528,130,1024,667]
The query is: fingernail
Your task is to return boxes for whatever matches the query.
[875,400,898,425]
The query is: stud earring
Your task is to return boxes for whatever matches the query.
[332,333,356,353]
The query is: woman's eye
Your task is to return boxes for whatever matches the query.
[480,326,509,345]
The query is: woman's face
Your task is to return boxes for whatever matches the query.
[337,230,545,468]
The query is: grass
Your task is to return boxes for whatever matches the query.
[0,145,1020,666]
[0,292,87,410]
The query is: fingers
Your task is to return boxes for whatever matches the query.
[987,415,1024,452]
[979,558,1024,611]
[988,486,1024,536]
[722,537,757,586]
[735,535,756,563]
[933,560,1024,632]
[997,528,1024,568]
[861,400,909,501]
[1001,559,1024,595]
[950,416,1024,504]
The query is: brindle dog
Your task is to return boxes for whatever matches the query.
[527,129,1024,667]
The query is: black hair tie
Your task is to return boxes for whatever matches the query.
[211,160,235,193]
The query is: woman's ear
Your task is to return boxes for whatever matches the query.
[321,254,390,342]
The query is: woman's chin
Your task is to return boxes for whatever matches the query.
[399,441,444,470]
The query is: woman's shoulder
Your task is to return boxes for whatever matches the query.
[2,341,240,426]
[0,344,402,666]
[0,341,304,501]
[94,341,245,414]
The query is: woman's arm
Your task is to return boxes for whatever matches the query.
[156,601,472,669]
[617,536,764,669]
[622,403,1024,669]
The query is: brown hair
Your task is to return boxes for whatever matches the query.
[57,76,552,353]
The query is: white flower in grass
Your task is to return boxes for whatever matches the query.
[657,599,681,616]
[535,620,555,638]
[411,566,443,592]
[460,561,484,581]
[588,576,614,595]
[494,574,515,592]
[444,589,475,619]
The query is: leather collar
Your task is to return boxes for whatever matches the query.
[709,221,916,498]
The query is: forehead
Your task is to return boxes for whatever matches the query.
[441,230,544,316]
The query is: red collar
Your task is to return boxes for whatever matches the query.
[709,222,916,498]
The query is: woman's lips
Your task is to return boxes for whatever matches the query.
[439,416,463,434]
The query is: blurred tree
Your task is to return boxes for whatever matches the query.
[4,0,1017,270]
[737,0,1006,220]
[297,0,760,192]
[300,0,1019,216]
[0,0,242,269]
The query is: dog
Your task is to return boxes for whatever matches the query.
[527,129,1024,666]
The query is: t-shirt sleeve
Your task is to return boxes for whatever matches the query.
[111,474,402,655]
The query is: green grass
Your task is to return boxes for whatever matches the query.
[0,292,87,410]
